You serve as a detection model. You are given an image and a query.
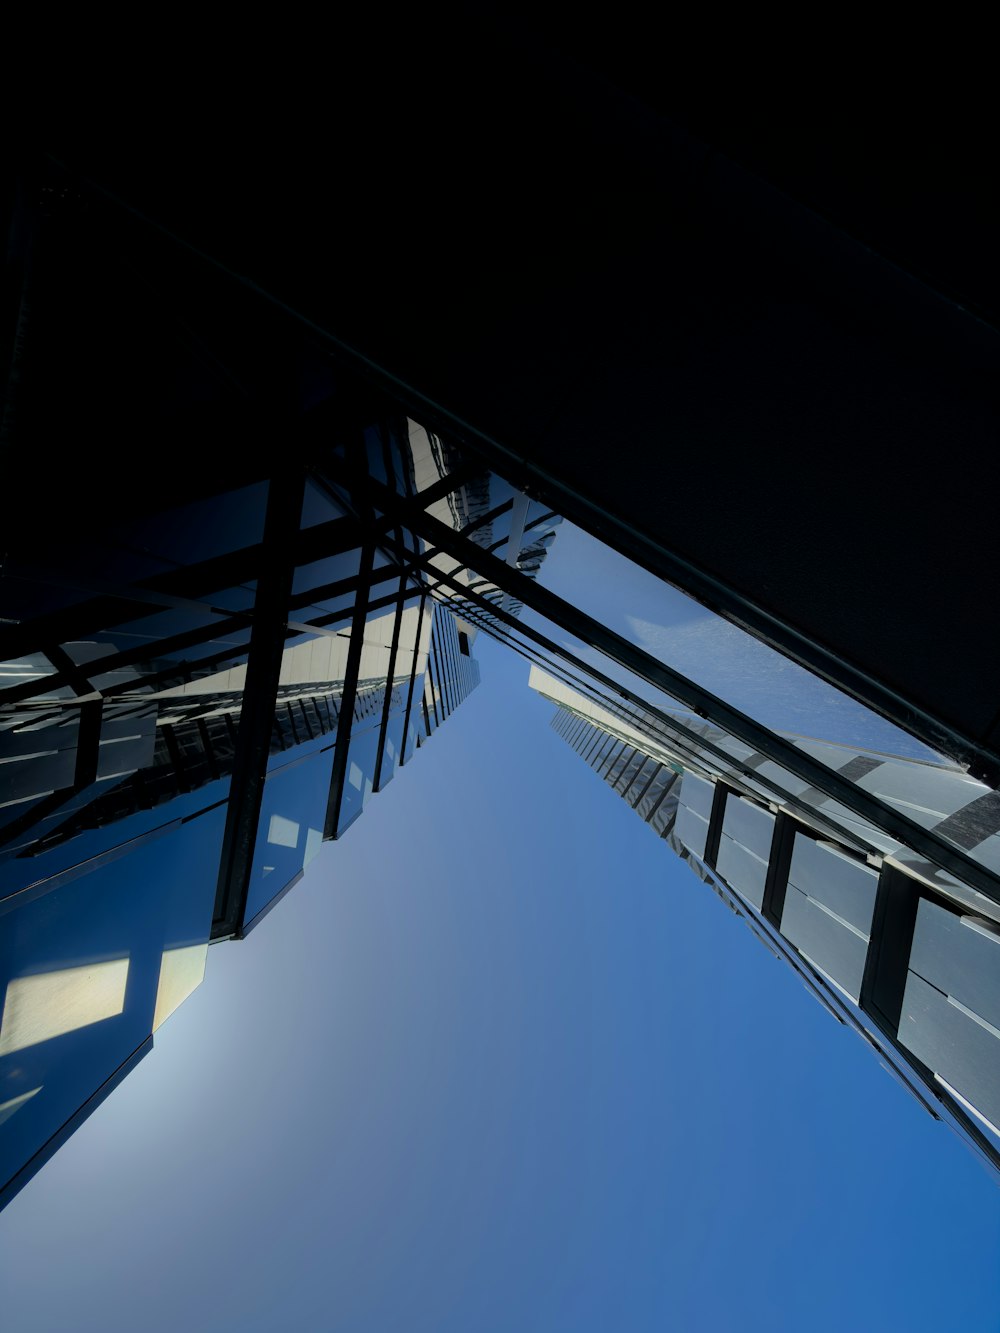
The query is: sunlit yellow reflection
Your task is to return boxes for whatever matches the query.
[304,827,323,867]
[0,959,130,1056]
[0,1086,42,1129]
[152,945,208,1032]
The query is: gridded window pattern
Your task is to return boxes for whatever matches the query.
[714,795,775,912]
[550,711,681,842]
[674,773,714,860]
[0,448,487,1212]
[546,692,1000,1173]
[779,836,878,1002]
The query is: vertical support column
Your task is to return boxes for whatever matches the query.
[372,574,408,793]
[760,813,796,929]
[324,542,375,839]
[702,782,729,869]
[399,594,428,766]
[213,467,304,937]
[859,864,922,1037]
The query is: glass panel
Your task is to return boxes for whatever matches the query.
[900,970,1000,1136]
[405,419,470,497]
[0,483,267,626]
[533,521,945,761]
[0,684,236,888]
[376,711,406,792]
[908,900,1000,1033]
[627,757,659,807]
[593,740,625,779]
[94,604,254,664]
[679,773,714,820]
[786,836,878,937]
[649,784,680,838]
[300,478,348,530]
[337,724,382,836]
[604,745,636,789]
[675,804,710,859]
[401,708,421,766]
[615,750,648,796]
[0,656,59,692]
[0,802,224,1198]
[243,744,335,927]
[780,878,871,1003]
[721,796,775,862]
[111,483,269,569]
[422,673,440,734]
[715,837,769,910]
[635,766,671,822]
[292,548,361,606]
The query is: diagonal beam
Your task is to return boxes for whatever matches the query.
[358,478,1000,906]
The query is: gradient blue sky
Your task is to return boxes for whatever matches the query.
[1,626,999,1332]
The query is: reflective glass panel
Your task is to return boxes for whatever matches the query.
[244,744,335,927]
[0,802,224,1198]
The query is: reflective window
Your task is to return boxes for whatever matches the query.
[111,483,269,569]
[594,741,626,780]
[244,744,335,927]
[900,901,1000,1133]
[615,750,649,797]
[627,757,660,808]
[376,712,406,792]
[336,725,382,836]
[300,479,348,530]
[650,783,681,837]
[901,902,1000,1122]
[604,745,635,789]
[714,797,775,910]
[0,803,224,1198]
[779,836,878,1001]
[674,773,714,859]
[292,549,361,608]
[635,766,670,822]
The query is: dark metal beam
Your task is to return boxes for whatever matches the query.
[212,468,304,936]
[372,578,408,792]
[323,543,375,840]
[359,484,1000,906]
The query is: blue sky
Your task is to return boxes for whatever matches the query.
[528,523,946,760]
[1,628,999,1332]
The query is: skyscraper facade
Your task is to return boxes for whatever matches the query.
[0,403,563,1210]
[5,111,999,1216]
[530,667,1000,1173]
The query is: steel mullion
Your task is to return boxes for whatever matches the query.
[426,623,444,725]
[211,468,305,936]
[323,542,376,839]
[366,488,1000,905]
[0,513,362,667]
[427,569,885,855]
[436,612,458,716]
[629,761,662,810]
[372,576,409,791]
[399,594,428,765]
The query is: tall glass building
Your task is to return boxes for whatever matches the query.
[4,77,999,1211]
[0,400,563,1208]
[530,667,1000,1172]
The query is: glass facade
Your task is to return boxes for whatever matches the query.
[6,150,998,1217]
[0,411,514,1210]
[537,668,1000,1172]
